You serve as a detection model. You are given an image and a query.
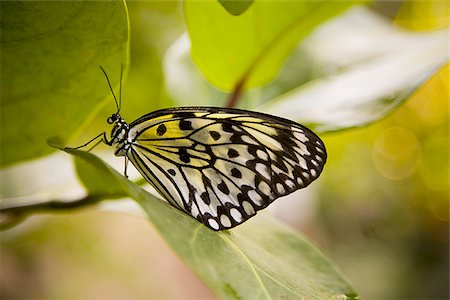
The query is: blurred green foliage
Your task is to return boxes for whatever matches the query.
[320,66,449,298]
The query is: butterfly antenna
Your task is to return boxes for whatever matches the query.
[99,66,120,113]
[119,64,123,112]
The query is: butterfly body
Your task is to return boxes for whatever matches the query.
[105,107,327,230]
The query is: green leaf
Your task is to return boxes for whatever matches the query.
[74,153,126,198]
[218,0,254,16]
[65,149,358,299]
[184,0,357,91]
[0,1,129,167]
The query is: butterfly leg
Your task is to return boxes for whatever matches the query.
[64,131,109,151]
[123,156,129,178]
[87,138,103,152]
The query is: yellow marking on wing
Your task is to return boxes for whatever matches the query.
[242,122,278,135]
[136,120,186,140]
[136,138,194,148]
[135,137,211,168]
[229,116,265,123]
[203,113,238,119]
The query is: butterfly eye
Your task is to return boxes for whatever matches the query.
[107,114,118,124]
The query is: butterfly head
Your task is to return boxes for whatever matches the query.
[106,112,129,151]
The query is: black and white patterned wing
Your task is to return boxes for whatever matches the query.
[126,107,327,230]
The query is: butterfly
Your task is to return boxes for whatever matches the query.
[68,67,327,230]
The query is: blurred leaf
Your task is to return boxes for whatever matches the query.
[65,149,358,299]
[0,1,129,167]
[184,0,357,91]
[218,0,254,16]
[257,7,449,132]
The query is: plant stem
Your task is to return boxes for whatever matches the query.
[0,194,117,230]
[226,77,246,108]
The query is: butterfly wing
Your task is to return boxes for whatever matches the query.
[126,107,327,230]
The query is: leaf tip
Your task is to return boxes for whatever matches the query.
[47,136,66,150]
[344,292,360,300]
[218,0,254,16]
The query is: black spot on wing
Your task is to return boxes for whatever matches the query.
[200,191,210,205]
[210,130,221,140]
[157,124,166,136]
[227,148,239,158]
[222,122,233,133]
[179,148,190,163]
[231,168,242,178]
[217,181,229,195]
[179,120,193,130]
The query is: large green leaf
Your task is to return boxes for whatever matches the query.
[0,0,129,167]
[65,148,358,299]
[184,0,357,91]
